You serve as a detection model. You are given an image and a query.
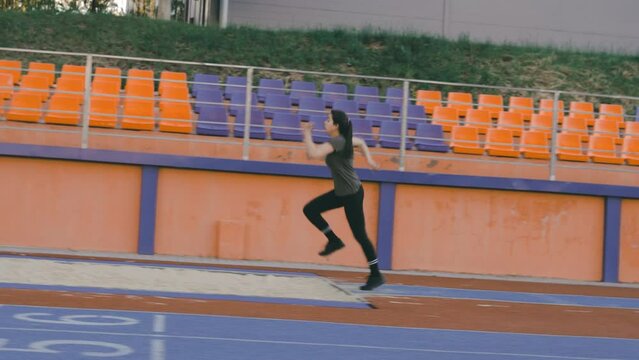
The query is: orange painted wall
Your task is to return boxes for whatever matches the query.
[619,199,639,283]
[392,185,605,281]
[154,169,379,268]
[0,157,140,252]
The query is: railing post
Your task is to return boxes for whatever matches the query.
[399,80,410,171]
[242,67,254,160]
[548,91,560,181]
[80,54,92,149]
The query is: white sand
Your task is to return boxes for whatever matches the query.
[0,258,361,303]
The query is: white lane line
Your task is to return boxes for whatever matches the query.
[150,339,165,360]
[477,304,510,308]
[389,301,423,305]
[153,315,166,333]
[564,310,592,313]
[0,327,629,360]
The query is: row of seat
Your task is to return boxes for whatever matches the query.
[2,59,637,125]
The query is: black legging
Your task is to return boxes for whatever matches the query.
[303,186,377,262]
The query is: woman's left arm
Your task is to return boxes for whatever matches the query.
[352,136,380,169]
[302,122,334,160]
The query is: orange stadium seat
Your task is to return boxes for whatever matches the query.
[159,71,188,96]
[508,96,534,121]
[44,94,82,125]
[529,114,553,138]
[569,101,595,126]
[624,122,639,138]
[588,135,623,164]
[89,96,119,128]
[496,111,524,137]
[520,130,550,160]
[92,79,120,96]
[6,92,43,122]
[556,133,587,162]
[446,92,473,117]
[121,99,155,131]
[126,82,155,102]
[159,86,190,111]
[485,128,519,158]
[593,119,621,145]
[538,99,564,124]
[0,59,22,84]
[464,109,492,134]
[622,137,639,166]
[598,104,625,129]
[18,74,50,102]
[450,125,483,155]
[159,102,192,133]
[562,116,589,142]
[431,106,459,132]
[477,94,503,119]
[27,62,56,87]
[415,90,441,115]
[94,67,122,87]
[55,76,85,102]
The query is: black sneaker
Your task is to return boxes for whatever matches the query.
[360,274,385,291]
[318,240,345,256]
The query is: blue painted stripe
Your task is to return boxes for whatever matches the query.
[377,183,395,270]
[138,166,158,255]
[0,283,370,309]
[355,284,639,309]
[1,142,638,198]
[603,197,622,283]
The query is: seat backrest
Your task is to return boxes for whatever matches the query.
[477,94,503,117]
[562,116,588,136]
[290,81,317,99]
[432,106,459,129]
[299,97,325,113]
[588,135,617,157]
[0,59,22,83]
[271,112,300,128]
[521,130,549,152]
[446,92,473,115]
[416,123,445,141]
[464,109,491,129]
[354,85,379,107]
[416,90,441,115]
[557,133,583,154]
[486,128,515,150]
[622,137,639,155]
[593,119,620,139]
[539,99,564,121]
[384,87,403,105]
[332,100,359,118]
[198,105,228,125]
[508,96,534,119]
[529,114,553,133]
[569,101,594,120]
[451,125,480,147]
[321,83,348,104]
[625,122,639,138]
[497,111,524,129]
[28,62,56,87]
[257,78,285,97]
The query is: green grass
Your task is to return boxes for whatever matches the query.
[1,11,637,104]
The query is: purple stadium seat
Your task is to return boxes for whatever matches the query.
[223,76,248,100]
[271,112,303,142]
[364,102,393,127]
[398,104,427,130]
[352,118,377,147]
[257,78,285,102]
[233,109,266,139]
[298,97,326,121]
[379,121,412,149]
[229,92,258,117]
[414,123,448,152]
[354,85,380,110]
[196,105,229,137]
[290,81,317,106]
[384,87,403,113]
[321,83,348,108]
[193,88,223,113]
[309,114,330,143]
[263,94,292,118]
[192,73,220,97]
[332,100,360,120]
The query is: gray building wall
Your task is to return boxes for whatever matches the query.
[227,0,639,54]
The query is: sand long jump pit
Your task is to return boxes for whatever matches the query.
[0,256,369,308]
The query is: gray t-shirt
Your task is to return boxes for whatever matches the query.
[325,136,361,196]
